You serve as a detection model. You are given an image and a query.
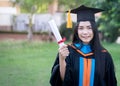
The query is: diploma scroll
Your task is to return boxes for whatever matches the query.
[48,19,65,47]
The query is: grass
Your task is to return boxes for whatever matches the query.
[0,40,120,86]
[0,40,58,86]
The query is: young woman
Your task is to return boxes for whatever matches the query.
[50,5,117,86]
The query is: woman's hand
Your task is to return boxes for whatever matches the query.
[58,44,69,80]
[59,45,69,60]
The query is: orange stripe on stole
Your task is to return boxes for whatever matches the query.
[83,58,92,86]
[87,59,91,86]
[83,58,87,86]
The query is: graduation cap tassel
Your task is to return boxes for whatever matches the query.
[67,10,72,29]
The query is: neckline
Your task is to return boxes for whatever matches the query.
[74,43,92,54]
[69,44,94,57]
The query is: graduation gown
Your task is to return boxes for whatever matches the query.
[50,43,117,86]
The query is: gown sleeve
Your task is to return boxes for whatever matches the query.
[63,46,76,86]
[50,46,74,86]
[104,52,117,86]
[63,54,74,86]
[49,54,62,86]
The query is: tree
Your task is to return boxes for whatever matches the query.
[96,0,120,42]
[11,0,62,41]
[11,0,120,42]
[14,0,103,13]
[11,0,50,41]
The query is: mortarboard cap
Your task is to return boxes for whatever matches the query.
[66,5,104,28]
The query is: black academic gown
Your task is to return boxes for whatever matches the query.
[50,45,117,86]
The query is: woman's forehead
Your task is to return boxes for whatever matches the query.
[79,21,91,26]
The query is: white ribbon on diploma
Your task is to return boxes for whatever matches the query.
[48,19,65,47]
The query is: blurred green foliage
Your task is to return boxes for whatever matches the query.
[13,0,120,42]
[60,22,76,41]
[96,0,120,42]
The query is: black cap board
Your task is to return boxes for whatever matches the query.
[66,5,104,22]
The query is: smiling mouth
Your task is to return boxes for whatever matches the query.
[82,36,90,39]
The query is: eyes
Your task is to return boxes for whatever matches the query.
[78,26,92,30]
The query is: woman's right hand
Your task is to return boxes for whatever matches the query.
[58,45,69,60]
[59,44,69,80]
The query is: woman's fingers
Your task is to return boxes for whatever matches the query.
[59,45,69,59]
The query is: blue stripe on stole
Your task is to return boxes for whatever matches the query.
[79,57,84,86]
[90,59,95,86]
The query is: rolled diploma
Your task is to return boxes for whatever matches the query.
[48,19,65,47]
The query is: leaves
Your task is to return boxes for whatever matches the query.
[97,0,120,42]
[13,0,120,42]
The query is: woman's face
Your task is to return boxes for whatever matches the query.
[78,21,94,44]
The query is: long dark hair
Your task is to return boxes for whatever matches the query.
[72,21,106,79]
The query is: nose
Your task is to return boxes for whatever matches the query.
[82,29,88,34]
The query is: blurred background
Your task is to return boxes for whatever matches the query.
[0,0,120,86]
[0,0,120,42]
